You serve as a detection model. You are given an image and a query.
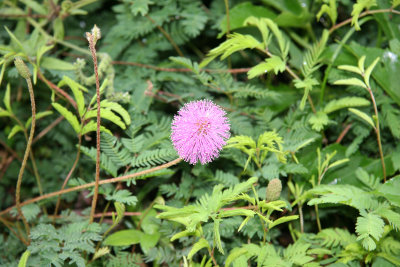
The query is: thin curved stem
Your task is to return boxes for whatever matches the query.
[53,134,82,218]
[146,15,184,57]
[15,75,36,244]
[329,8,400,34]
[366,87,386,182]
[0,158,182,217]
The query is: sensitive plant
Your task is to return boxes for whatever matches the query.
[0,0,400,267]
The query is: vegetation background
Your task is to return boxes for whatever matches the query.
[0,0,400,266]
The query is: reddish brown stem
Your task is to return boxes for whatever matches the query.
[86,30,101,224]
[37,71,77,110]
[336,123,352,144]
[0,158,182,217]
[329,8,400,33]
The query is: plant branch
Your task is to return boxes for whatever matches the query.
[0,158,182,217]
[33,116,64,144]
[53,134,82,218]
[37,71,77,110]
[145,15,184,57]
[329,8,400,34]
[366,86,386,182]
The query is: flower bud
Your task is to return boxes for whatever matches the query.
[91,24,101,45]
[266,178,282,201]
[14,57,31,79]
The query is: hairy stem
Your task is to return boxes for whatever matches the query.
[0,158,182,217]
[86,30,101,224]
[298,205,304,233]
[15,75,36,244]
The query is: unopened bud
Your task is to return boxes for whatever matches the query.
[91,24,101,43]
[14,57,31,79]
[266,178,282,201]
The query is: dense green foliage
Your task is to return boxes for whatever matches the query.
[1,0,400,266]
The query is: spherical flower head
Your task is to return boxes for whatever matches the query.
[171,100,230,165]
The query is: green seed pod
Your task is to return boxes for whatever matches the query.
[14,57,31,79]
[266,178,282,201]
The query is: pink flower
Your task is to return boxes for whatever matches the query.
[171,100,230,164]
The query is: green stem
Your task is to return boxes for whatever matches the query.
[320,17,373,104]
[314,204,321,232]
[366,86,386,182]
[15,75,36,244]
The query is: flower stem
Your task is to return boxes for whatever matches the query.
[367,86,386,182]
[86,29,102,224]
[15,74,36,244]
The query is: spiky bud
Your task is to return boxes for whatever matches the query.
[14,57,31,79]
[266,178,282,201]
[91,24,101,41]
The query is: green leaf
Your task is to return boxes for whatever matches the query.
[213,219,224,254]
[81,120,112,135]
[20,0,47,15]
[139,232,160,253]
[294,77,319,110]
[337,64,362,75]
[18,250,30,267]
[53,17,64,40]
[8,125,23,139]
[247,56,286,79]
[377,175,400,207]
[269,215,298,229]
[92,247,110,261]
[316,0,337,24]
[219,209,256,218]
[129,0,154,16]
[225,247,248,267]
[323,97,370,114]
[348,108,375,128]
[85,109,126,129]
[356,211,384,251]
[200,33,262,68]
[4,83,11,112]
[188,238,210,260]
[41,57,75,71]
[364,57,380,88]
[36,44,54,67]
[351,0,377,30]
[4,26,25,53]
[218,2,276,38]
[393,0,400,8]
[52,103,80,133]
[25,111,53,128]
[333,77,367,89]
[58,76,86,117]
[103,229,143,246]
[0,107,11,117]
[308,111,329,131]
[171,229,200,241]
[100,100,131,125]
